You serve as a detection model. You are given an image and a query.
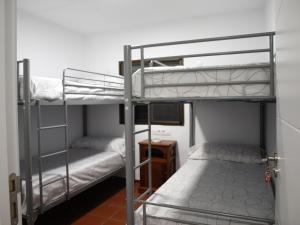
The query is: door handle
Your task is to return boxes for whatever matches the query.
[262,153,279,163]
[262,153,280,178]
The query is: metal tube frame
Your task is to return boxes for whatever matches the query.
[145,80,270,88]
[19,59,34,225]
[124,45,135,225]
[269,35,275,97]
[37,101,44,213]
[64,100,70,199]
[139,200,274,225]
[124,32,276,225]
[63,68,124,100]
[260,102,266,157]
[189,102,195,147]
[131,32,275,49]
[144,63,271,74]
[147,103,152,194]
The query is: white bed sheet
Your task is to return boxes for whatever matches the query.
[19,76,124,102]
[21,147,125,214]
[135,159,274,225]
[132,64,271,98]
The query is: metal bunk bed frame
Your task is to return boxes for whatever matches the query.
[17,59,124,225]
[123,32,276,225]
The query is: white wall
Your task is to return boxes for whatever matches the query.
[84,9,277,179]
[84,9,270,74]
[265,0,276,31]
[87,104,190,170]
[194,102,261,145]
[17,10,86,78]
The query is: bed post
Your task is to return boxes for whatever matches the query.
[189,102,195,147]
[260,102,266,157]
[83,105,88,136]
[124,45,135,225]
[23,59,34,225]
[269,34,275,97]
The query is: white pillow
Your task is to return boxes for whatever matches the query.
[107,138,125,158]
[71,136,110,150]
[71,136,125,158]
[189,143,262,164]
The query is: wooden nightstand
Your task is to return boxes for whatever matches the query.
[138,140,177,192]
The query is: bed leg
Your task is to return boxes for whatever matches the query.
[142,203,147,225]
[124,45,135,225]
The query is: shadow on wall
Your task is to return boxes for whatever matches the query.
[195,101,261,146]
[87,104,125,137]
[18,105,83,159]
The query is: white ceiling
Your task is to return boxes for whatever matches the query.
[18,0,267,35]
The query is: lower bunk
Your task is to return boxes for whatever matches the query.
[135,143,275,225]
[20,137,125,218]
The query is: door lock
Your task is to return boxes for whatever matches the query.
[272,168,280,177]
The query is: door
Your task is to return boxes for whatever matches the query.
[0,0,21,225]
[275,0,300,224]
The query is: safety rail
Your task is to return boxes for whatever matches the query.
[138,200,275,225]
[62,68,124,101]
[123,32,276,225]
[17,66,124,104]
[130,31,275,100]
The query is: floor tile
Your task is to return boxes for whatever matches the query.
[90,204,120,218]
[72,213,106,225]
[112,208,126,221]
[30,178,146,225]
[108,194,126,206]
[103,219,124,225]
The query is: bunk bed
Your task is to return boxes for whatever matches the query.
[123,32,276,225]
[17,60,125,225]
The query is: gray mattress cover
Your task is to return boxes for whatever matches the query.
[135,159,274,225]
[132,64,271,98]
[21,148,125,213]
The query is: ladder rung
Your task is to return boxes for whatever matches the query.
[134,188,151,202]
[133,128,149,135]
[41,150,67,159]
[134,159,150,170]
[39,125,67,130]
[42,176,66,187]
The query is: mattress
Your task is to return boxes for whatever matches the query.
[19,75,124,103]
[132,64,271,98]
[135,158,274,224]
[21,147,125,214]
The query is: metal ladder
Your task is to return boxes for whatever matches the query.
[36,100,70,213]
[132,103,153,203]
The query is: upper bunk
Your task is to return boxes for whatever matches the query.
[124,32,276,103]
[17,60,124,105]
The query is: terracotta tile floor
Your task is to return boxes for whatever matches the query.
[29,177,143,225]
